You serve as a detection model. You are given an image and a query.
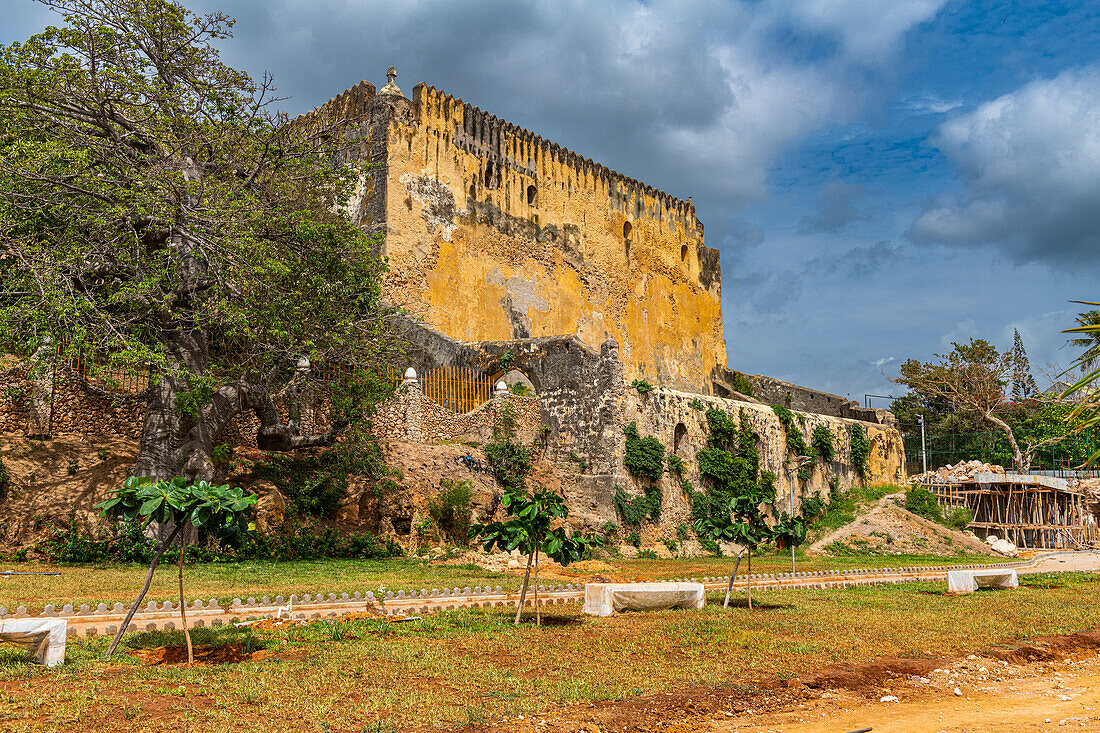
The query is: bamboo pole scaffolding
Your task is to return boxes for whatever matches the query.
[924,479,1097,549]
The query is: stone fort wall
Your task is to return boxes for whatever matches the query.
[310,75,728,396]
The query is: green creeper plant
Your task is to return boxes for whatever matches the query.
[811,425,836,462]
[96,476,256,658]
[623,422,665,480]
[471,485,597,625]
[849,424,870,480]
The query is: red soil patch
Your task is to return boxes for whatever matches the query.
[131,642,271,666]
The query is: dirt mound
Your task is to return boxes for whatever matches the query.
[130,643,271,666]
[986,631,1100,664]
[797,657,941,690]
[808,493,996,557]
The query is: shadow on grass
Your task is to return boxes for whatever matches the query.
[713,599,793,611]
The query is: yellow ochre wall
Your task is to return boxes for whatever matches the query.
[323,80,729,394]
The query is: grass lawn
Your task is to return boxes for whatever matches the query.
[0,551,1007,613]
[0,571,1095,732]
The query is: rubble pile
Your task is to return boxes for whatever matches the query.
[909,460,1006,484]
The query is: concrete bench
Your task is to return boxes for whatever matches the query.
[947,568,1019,594]
[0,618,68,666]
[582,582,705,616]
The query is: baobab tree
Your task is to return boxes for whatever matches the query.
[0,0,399,482]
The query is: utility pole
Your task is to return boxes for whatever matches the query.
[918,414,928,474]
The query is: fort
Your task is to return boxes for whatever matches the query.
[0,68,906,554]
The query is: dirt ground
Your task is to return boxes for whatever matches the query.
[466,633,1100,733]
[808,492,997,557]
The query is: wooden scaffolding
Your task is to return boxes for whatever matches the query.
[923,473,1098,550]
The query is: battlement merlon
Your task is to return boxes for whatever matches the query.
[302,78,704,237]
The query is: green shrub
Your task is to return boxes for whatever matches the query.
[510,382,529,396]
[904,487,943,523]
[426,479,473,546]
[623,422,665,480]
[849,423,870,479]
[636,549,659,559]
[662,538,678,554]
[945,506,973,531]
[688,398,705,410]
[728,371,755,397]
[625,531,641,548]
[811,425,836,462]
[631,379,656,394]
[601,521,619,537]
[800,495,826,520]
[613,485,663,526]
[667,454,684,476]
[484,438,532,492]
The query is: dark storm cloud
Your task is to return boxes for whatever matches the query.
[907,66,1100,268]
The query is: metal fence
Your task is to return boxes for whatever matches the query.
[419,365,496,414]
[68,351,150,394]
[903,428,1097,474]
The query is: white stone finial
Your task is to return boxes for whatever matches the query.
[495,380,508,395]
[404,367,417,380]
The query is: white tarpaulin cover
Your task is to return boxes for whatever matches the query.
[946,569,1019,594]
[0,618,68,666]
[582,582,705,616]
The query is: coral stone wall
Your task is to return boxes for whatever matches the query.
[310,79,728,395]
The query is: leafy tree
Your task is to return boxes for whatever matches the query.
[1010,329,1039,399]
[0,0,398,484]
[96,476,255,659]
[471,485,597,625]
[893,339,1062,473]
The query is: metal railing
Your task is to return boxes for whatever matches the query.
[419,365,496,414]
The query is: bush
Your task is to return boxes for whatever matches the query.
[623,422,665,480]
[484,438,532,492]
[426,479,473,546]
[631,379,656,394]
[36,514,156,564]
[904,487,943,523]
[636,549,659,559]
[728,371,755,397]
[945,506,973,531]
[800,495,826,520]
[811,425,836,462]
[667,454,684,476]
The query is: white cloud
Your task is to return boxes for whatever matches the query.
[909,66,1100,266]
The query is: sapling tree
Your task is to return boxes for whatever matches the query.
[471,485,597,625]
[96,476,255,659]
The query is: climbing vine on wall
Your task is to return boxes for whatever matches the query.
[849,423,870,480]
[811,425,836,462]
[771,404,809,458]
[613,485,663,526]
[623,422,665,480]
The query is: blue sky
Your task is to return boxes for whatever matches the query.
[4,0,1099,405]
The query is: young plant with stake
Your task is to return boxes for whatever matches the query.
[471,485,596,625]
[96,477,255,660]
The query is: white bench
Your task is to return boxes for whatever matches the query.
[0,618,68,666]
[582,582,705,616]
[947,568,1019,594]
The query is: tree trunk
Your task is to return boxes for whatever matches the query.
[105,522,184,656]
[723,550,746,609]
[985,412,1028,473]
[514,550,534,625]
[533,547,541,627]
[178,523,193,665]
[747,552,753,610]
